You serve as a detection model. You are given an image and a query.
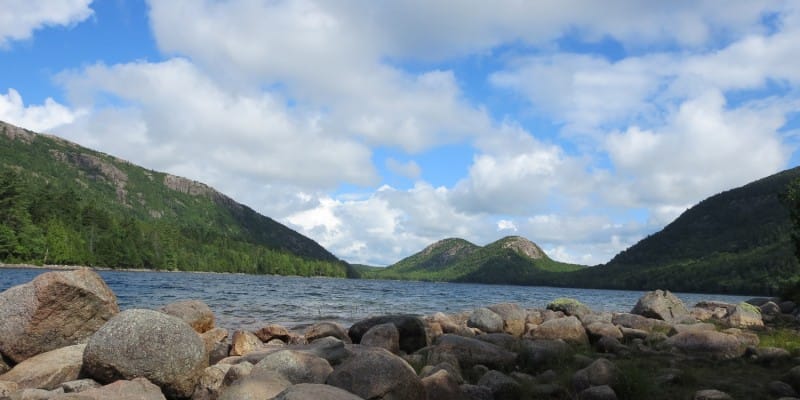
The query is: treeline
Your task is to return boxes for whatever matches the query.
[0,170,348,277]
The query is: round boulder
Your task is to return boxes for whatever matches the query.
[160,300,215,334]
[631,290,689,323]
[665,331,746,360]
[531,316,589,345]
[468,308,504,334]
[360,323,400,354]
[0,268,119,363]
[273,383,363,400]
[252,349,333,384]
[327,346,424,400]
[306,322,351,344]
[547,298,592,319]
[82,309,208,399]
[348,315,428,354]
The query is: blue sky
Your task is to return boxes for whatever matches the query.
[2,1,799,266]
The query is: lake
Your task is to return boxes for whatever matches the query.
[0,267,754,331]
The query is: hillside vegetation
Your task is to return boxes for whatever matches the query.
[0,120,352,277]
[362,236,584,284]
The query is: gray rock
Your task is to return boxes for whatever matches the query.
[82,309,207,399]
[209,342,231,365]
[432,334,516,369]
[585,322,623,341]
[467,308,504,334]
[579,384,618,400]
[761,301,781,316]
[0,381,19,397]
[517,339,572,370]
[254,324,291,343]
[487,303,527,336]
[595,336,627,354]
[693,389,733,400]
[780,301,797,314]
[783,365,800,391]
[192,364,231,400]
[361,323,400,354]
[476,370,521,400]
[421,370,463,400]
[222,361,252,386]
[273,383,364,400]
[769,380,798,398]
[619,326,648,340]
[727,302,764,328]
[0,268,118,363]
[572,358,619,392]
[631,290,690,323]
[612,313,672,332]
[0,344,85,390]
[159,300,214,334]
[59,379,101,393]
[665,331,746,359]
[230,330,263,356]
[669,322,716,336]
[749,346,791,365]
[459,384,493,400]
[531,316,589,345]
[218,375,291,400]
[6,388,55,399]
[52,378,166,400]
[474,333,519,352]
[327,346,424,400]
[306,322,352,344]
[429,312,460,334]
[348,315,428,353]
[547,298,592,319]
[253,349,333,384]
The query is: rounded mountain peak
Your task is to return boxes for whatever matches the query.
[498,236,545,260]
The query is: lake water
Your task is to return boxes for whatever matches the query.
[0,267,753,331]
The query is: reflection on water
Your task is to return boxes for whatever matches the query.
[0,268,753,330]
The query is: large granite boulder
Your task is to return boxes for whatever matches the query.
[487,303,527,336]
[252,349,333,384]
[530,316,589,345]
[477,370,522,400]
[421,369,463,400]
[432,334,516,369]
[82,309,207,399]
[467,308,504,334]
[727,302,764,328]
[631,290,689,323]
[52,378,167,400]
[572,358,619,392]
[305,322,351,344]
[0,268,118,362]
[361,323,400,354]
[327,346,424,400]
[611,313,672,333]
[273,383,364,400]
[547,298,592,319]
[159,300,215,333]
[348,315,428,353]
[0,344,84,390]
[665,331,746,359]
[192,365,231,400]
[218,375,291,400]
[230,330,263,356]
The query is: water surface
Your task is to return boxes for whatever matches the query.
[0,268,753,330]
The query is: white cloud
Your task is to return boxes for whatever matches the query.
[386,158,421,180]
[497,219,517,232]
[0,0,93,47]
[0,88,81,132]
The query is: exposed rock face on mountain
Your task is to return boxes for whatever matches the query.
[500,236,545,260]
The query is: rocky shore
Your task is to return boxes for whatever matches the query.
[1,269,799,399]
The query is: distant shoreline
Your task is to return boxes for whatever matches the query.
[0,263,213,275]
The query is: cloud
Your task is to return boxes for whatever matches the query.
[0,88,81,132]
[386,158,421,180]
[0,0,93,47]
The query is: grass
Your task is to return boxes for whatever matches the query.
[758,327,800,354]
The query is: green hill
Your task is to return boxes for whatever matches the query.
[561,166,800,295]
[0,120,352,277]
[364,236,585,284]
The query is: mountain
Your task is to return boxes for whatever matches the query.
[364,236,585,284]
[0,120,352,277]
[563,166,800,295]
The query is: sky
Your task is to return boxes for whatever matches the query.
[1,1,800,267]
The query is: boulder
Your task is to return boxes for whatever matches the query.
[429,312,460,334]
[467,308,504,334]
[767,380,797,398]
[59,379,101,393]
[531,316,589,345]
[0,381,18,397]
[432,334,516,369]
[760,301,781,316]
[487,303,527,336]
[252,349,333,384]
[460,384,493,400]
[584,322,623,341]
[53,378,167,400]
[218,375,291,400]
[273,383,364,400]
[517,339,572,370]
[348,315,428,353]
[664,331,746,359]
[82,309,207,399]
[222,362,252,386]
[572,358,619,392]
[631,290,689,323]
[693,389,733,400]
[476,370,521,400]
[200,328,229,352]
[780,301,797,314]
[159,300,214,333]
[361,323,400,354]
[254,324,291,343]
[547,298,592,319]
[0,344,85,390]
[230,330,263,356]
[192,364,231,400]
[728,302,764,328]
[594,336,627,354]
[327,346,424,400]
[475,333,520,352]
[0,268,118,363]
[421,370,463,400]
[579,384,617,400]
[669,322,716,336]
[6,388,53,399]
[305,322,352,343]
[611,313,672,332]
[782,365,800,391]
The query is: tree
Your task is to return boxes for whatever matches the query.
[780,177,800,301]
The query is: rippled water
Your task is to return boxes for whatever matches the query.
[0,268,753,330]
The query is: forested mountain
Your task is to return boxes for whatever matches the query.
[0,120,352,277]
[559,167,800,294]
[362,236,584,284]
